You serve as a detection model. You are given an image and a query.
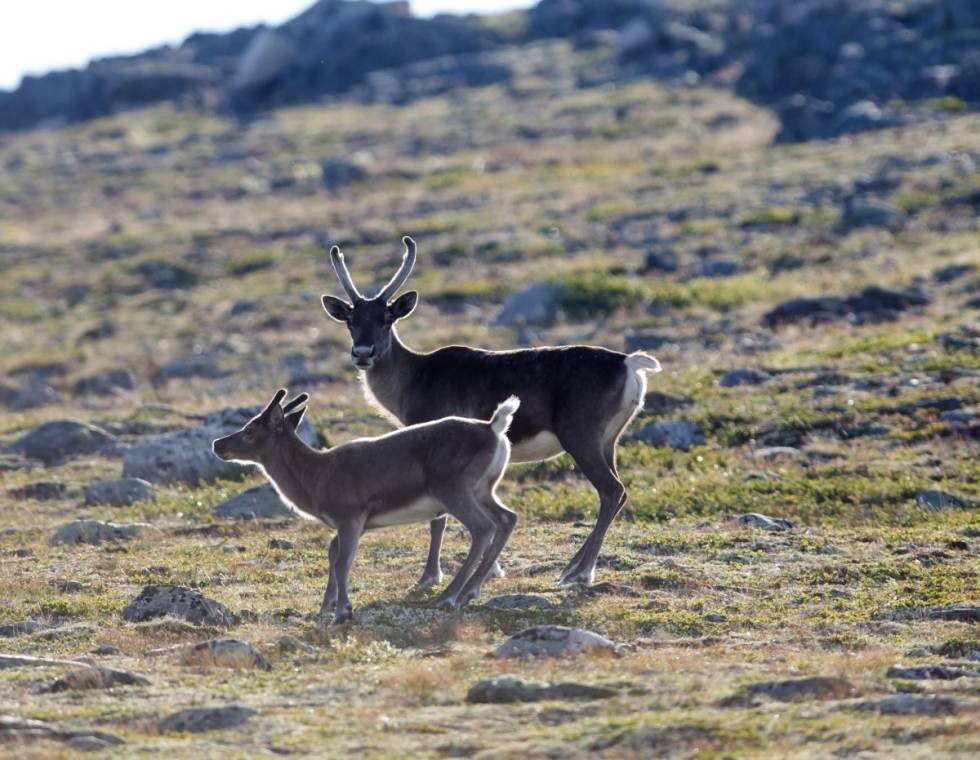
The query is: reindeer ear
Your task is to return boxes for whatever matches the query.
[285,407,307,430]
[268,402,285,434]
[389,290,418,320]
[322,295,352,322]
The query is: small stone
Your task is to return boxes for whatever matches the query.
[72,369,136,396]
[720,369,771,387]
[158,705,256,733]
[49,579,84,593]
[905,647,933,658]
[752,446,804,461]
[268,538,295,550]
[84,478,155,507]
[734,513,795,532]
[916,490,968,510]
[45,665,150,692]
[50,519,153,546]
[180,638,270,670]
[886,664,978,680]
[0,620,41,637]
[856,694,975,716]
[466,675,617,704]
[91,645,121,656]
[495,625,619,658]
[633,420,704,451]
[122,584,237,627]
[7,481,67,500]
[274,634,315,654]
[746,676,857,702]
[482,594,554,611]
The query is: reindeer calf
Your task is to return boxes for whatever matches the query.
[212,389,519,624]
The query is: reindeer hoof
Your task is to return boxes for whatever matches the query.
[414,571,444,590]
[330,606,353,625]
[435,595,459,610]
[557,564,595,587]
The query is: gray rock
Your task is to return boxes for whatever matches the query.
[933,263,976,283]
[752,446,804,461]
[887,664,978,680]
[494,282,561,327]
[233,29,294,90]
[5,383,62,411]
[152,354,224,387]
[273,634,315,654]
[180,638,270,670]
[73,368,136,396]
[84,478,154,507]
[131,260,199,290]
[122,404,317,485]
[122,584,237,627]
[0,715,124,749]
[45,665,150,692]
[495,625,619,658]
[888,604,980,623]
[466,675,617,704]
[624,332,671,352]
[157,705,255,733]
[50,519,153,546]
[643,391,690,414]
[745,676,857,702]
[734,513,795,532]
[215,483,295,519]
[917,489,968,510]
[698,258,742,278]
[268,538,295,550]
[841,197,904,229]
[7,481,66,500]
[482,593,554,611]
[0,620,41,637]
[720,369,771,387]
[320,157,368,192]
[8,419,118,465]
[633,420,704,451]
[856,694,976,716]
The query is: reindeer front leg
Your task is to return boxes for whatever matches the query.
[319,535,340,615]
[328,519,363,625]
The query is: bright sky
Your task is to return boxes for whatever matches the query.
[0,0,533,91]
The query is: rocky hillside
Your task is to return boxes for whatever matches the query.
[2,0,978,141]
[0,5,977,758]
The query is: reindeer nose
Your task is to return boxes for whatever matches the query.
[352,345,375,360]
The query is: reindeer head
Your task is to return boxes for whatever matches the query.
[212,390,309,464]
[321,236,418,370]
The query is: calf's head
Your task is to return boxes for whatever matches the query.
[321,236,418,370]
[212,390,309,464]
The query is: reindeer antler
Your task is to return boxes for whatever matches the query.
[329,246,361,301]
[378,236,417,301]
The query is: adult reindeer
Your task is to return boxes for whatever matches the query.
[321,236,661,586]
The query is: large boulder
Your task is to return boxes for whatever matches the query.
[122,405,318,485]
[494,282,561,327]
[7,420,118,465]
[466,675,617,703]
[84,478,155,507]
[50,520,153,546]
[214,483,296,519]
[122,584,238,627]
[157,705,255,733]
[495,625,620,658]
[179,638,271,670]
